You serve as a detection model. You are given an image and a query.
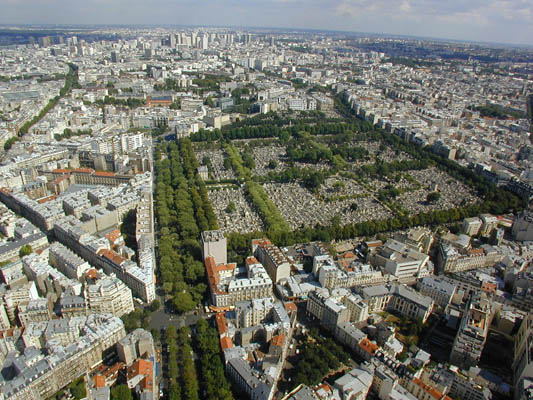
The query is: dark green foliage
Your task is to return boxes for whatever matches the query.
[121,309,151,333]
[195,319,233,400]
[470,103,526,119]
[293,335,349,386]
[68,377,87,400]
[120,208,138,252]
[377,185,402,202]
[4,137,19,150]
[95,96,145,108]
[111,385,133,400]
[225,201,236,214]
[286,132,333,164]
[267,160,278,169]
[177,327,199,400]
[192,75,232,93]
[166,326,179,388]
[151,328,160,342]
[55,128,92,141]
[149,299,161,312]
[156,140,218,312]
[256,167,330,191]
[426,192,441,203]
[19,244,32,258]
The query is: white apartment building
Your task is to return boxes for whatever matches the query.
[86,274,134,317]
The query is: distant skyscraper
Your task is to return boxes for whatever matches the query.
[111,51,118,63]
[38,36,52,47]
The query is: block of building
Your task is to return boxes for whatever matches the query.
[450,293,493,369]
[86,273,134,317]
[253,238,290,283]
[417,276,457,308]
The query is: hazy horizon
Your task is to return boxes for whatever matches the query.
[0,0,531,46]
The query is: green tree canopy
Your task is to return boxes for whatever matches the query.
[19,244,32,258]
[111,385,133,400]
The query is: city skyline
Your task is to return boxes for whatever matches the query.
[0,0,532,46]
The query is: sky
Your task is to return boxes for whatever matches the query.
[0,0,532,46]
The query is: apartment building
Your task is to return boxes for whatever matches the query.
[463,217,483,236]
[513,313,533,400]
[253,238,291,283]
[417,276,457,308]
[306,290,351,332]
[0,314,126,400]
[86,273,134,317]
[49,242,91,280]
[372,239,431,281]
[450,293,493,369]
[205,255,273,307]
[359,284,434,323]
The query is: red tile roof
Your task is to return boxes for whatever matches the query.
[97,249,126,265]
[359,338,379,355]
[271,335,286,347]
[85,269,98,280]
[105,229,122,244]
[468,248,485,256]
[215,312,228,335]
[252,238,272,248]
[220,336,233,350]
[94,171,115,177]
[412,378,451,400]
[128,359,153,392]
[94,375,106,389]
[245,256,259,265]
[284,302,297,314]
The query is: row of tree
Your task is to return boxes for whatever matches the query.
[224,143,290,233]
[166,325,199,400]
[195,320,234,400]
[54,128,92,141]
[18,64,79,136]
[225,196,519,258]
[3,136,19,151]
[164,321,233,400]
[469,104,526,120]
[189,120,370,142]
[155,140,218,313]
[95,96,145,108]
